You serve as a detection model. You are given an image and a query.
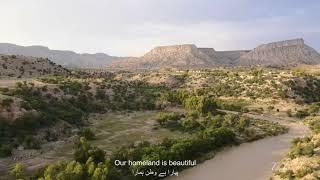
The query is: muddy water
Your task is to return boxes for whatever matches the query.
[169,115,310,180]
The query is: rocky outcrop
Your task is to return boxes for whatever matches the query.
[0,54,70,78]
[237,38,320,66]
[0,43,123,68]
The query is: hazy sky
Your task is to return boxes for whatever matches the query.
[1,0,319,56]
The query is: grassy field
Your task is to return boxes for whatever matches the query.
[88,111,190,154]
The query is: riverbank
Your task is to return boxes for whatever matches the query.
[169,113,310,180]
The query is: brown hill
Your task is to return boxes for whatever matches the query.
[0,54,70,78]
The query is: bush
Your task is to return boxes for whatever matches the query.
[79,128,95,140]
[11,163,25,179]
[181,118,201,131]
[156,112,181,126]
[0,144,12,157]
[23,135,41,149]
[295,110,310,119]
[215,99,248,112]
[1,98,14,107]
[286,109,292,117]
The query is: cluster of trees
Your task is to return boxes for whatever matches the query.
[0,81,98,157]
[162,90,249,113]
[95,79,165,111]
[39,77,165,111]
[162,90,217,115]
[285,76,320,103]
[0,78,168,158]
[12,128,235,179]
[0,112,43,157]
[58,80,84,95]
[110,127,236,179]
[21,137,121,180]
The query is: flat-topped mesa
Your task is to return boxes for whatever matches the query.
[110,44,218,69]
[144,44,199,57]
[256,38,305,50]
[237,38,320,66]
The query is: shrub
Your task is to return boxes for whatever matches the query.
[295,110,310,119]
[0,144,12,157]
[23,135,41,149]
[267,106,274,111]
[215,99,248,112]
[156,112,181,126]
[286,109,292,117]
[74,137,105,164]
[11,163,25,179]
[1,98,14,107]
[79,128,95,140]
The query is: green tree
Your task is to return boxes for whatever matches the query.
[183,96,217,114]
[74,137,105,164]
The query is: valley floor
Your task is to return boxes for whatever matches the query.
[0,111,188,178]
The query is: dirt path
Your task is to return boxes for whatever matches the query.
[169,112,310,180]
[0,78,36,88]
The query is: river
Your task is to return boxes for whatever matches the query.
[169,113,310,180]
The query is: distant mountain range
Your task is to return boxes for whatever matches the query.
[1,38,320,69]
[110,38,320,69]
[0,43,122,68]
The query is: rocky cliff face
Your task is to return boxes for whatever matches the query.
[237,38,320,66]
